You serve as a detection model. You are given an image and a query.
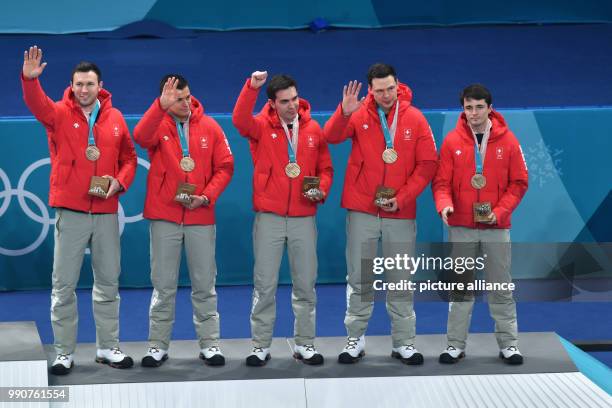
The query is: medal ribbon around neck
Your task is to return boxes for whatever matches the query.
[281,115,300,165]
[376,101,399,151]
[174,116,190,159]
[87,100,101,146]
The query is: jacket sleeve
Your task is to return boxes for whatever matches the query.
[432,137,455,213]
[492,138,528,225]
[202,120,234,205]
[395,116,439,209]
[323,103,355,144]
[133,98,166,149]
[232,79,262,140]
[116,116,138,192]
[315,128,334,200]
[21,74,57,132]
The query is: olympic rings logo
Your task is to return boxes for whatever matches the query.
[0,157,150,256]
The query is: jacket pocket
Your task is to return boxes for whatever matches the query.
[254,164,272,192]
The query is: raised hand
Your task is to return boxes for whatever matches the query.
[250,71,268,89]
[159,76,180,111]
[341,80,364,116]
[23,45,47,79]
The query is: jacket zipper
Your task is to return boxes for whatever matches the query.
[181,173,188,225]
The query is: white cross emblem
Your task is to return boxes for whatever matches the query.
[455,150,462,155]
[362,124,368,130]
[73,123,79,128]
[271,133,277,139]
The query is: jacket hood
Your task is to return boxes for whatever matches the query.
[456,109,509,143]
[62,86,113,112]
[365,81,413,117]
[260,98,312,128]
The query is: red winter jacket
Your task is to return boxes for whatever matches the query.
[21,75,137,214]
[432,110,528,229]
[232,79,333,217]
[133,97,234,226]
[323,83,438,219]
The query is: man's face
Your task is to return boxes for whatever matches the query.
[463,98,492,129]
[167,86,192,120]
[270,86,299,123]
[71,71,102,109]
[369,75,398,111]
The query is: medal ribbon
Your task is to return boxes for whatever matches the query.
[87,100,100,146]
[281,115,300,164]
[471,119,492,174]
[376,101,399,149]
[174,116,190,158]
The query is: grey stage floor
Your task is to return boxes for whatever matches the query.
[45,332,577,386]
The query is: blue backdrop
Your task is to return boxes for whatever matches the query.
[2,1,612,34]
[1,108,610,290]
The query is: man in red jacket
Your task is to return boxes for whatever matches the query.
[324,63,438,365]
[133,74,234,367]
[21,46,137,375]
[233,71,333,366]
[432,84,528,365]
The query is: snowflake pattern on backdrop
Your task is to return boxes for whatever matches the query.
[523,140,563,188]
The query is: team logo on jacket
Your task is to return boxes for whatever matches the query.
[362,124,369,130]
[73,122,79,128]
[113,125,120,137]
[403,129,412,140]
[455,150,462,155]
[271,133,278,139]
[307,135,315,148]
[496,147,503,159]
[201,136,208,149]
[163,135,169,141]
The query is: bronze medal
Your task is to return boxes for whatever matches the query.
[85,145,100,161]
[382,148,398,164]
[285,162,301,178]
[180,156,195,172]
[471,173,486,189]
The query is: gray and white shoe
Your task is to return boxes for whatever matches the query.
[338,336,365,364]
[95,347,134,369]
[499,346,523,365]
[200,345,225,366]
[141,345,168,367]
[439,345,465,364]
[51,353,73,375]
[392,344,424,365]
[246,347,271,367]
[293,344,324,365]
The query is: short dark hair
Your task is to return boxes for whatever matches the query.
[159,74,189,95]
[71,62,102,83]
[460,84,492,107]
[266,74,298,100]
[367,63,397,85]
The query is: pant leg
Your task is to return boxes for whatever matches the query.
[184,224,219,349]
[481,229,518,349]
[148,220,183,350]
[90,213,121,350]
[446,227,480,350]
[250,213,286,348]
[51,208,92,355]
[344,211,381,339]
[287,216,318,346]
[381,218,417,348]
